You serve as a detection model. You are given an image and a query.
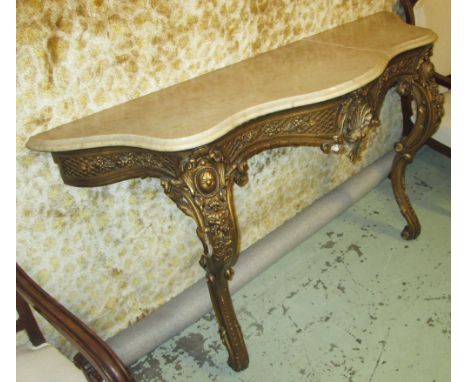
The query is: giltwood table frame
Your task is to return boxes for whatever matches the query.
[45,45,443,375]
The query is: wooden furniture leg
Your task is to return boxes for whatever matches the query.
[16,292,47,346]
[161,148,249,371]
[391,57,444,240]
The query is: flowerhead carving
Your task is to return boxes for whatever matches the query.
[195,168,218,195]
[160,148,240,270]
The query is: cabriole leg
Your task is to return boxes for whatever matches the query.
[206,267,248,371]
[392,58,444,240]
[162,148,249,371]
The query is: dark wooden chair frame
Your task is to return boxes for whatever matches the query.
[400,0,451,157]
[16,264,135,382]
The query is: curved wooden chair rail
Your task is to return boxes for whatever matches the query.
[16,264,135,382]
[49,45,443,371]
[400,0,419,25]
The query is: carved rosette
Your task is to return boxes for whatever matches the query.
[161,147,249,370]
[161,149,237,268]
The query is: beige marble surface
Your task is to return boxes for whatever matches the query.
[308,11,436,57]
[26,11,434,153]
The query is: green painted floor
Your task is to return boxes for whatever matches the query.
[130,147,450,382]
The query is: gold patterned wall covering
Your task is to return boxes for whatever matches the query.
[17,0,400,356]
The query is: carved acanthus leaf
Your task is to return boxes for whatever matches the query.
[331,89,379,162]
[161,148,240,270]
[59,150,172,178]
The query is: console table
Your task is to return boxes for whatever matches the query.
[27,12,443,376]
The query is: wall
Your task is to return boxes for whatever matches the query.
[17,0,400,356]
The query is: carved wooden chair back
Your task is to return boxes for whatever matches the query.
[16,263,135,381]
[16,287,88,382]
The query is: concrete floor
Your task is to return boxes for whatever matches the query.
[130,147,450,382]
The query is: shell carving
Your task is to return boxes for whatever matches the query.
[344,103,373,143]
[340,98,379,162]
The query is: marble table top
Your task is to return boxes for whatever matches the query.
[27,12,435,153]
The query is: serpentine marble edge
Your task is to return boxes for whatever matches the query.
[17,0,402,357]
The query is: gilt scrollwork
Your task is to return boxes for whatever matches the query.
[161,148,234,263]
[221,103,341,164]
[59,151,167,177]
[320,88,380,162]
[160,148,249,371]
[260,105,337,138]
[338,95,380,162]
[389,46,444,239]
[52,147,177,187]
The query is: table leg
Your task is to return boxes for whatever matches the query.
[206,267,248,371]
[162,148,249,371]
[391,57,444,240]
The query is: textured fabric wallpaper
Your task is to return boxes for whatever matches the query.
[17,0,400,356]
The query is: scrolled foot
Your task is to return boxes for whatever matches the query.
[401,224,420,240]
[391,154,422,242]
